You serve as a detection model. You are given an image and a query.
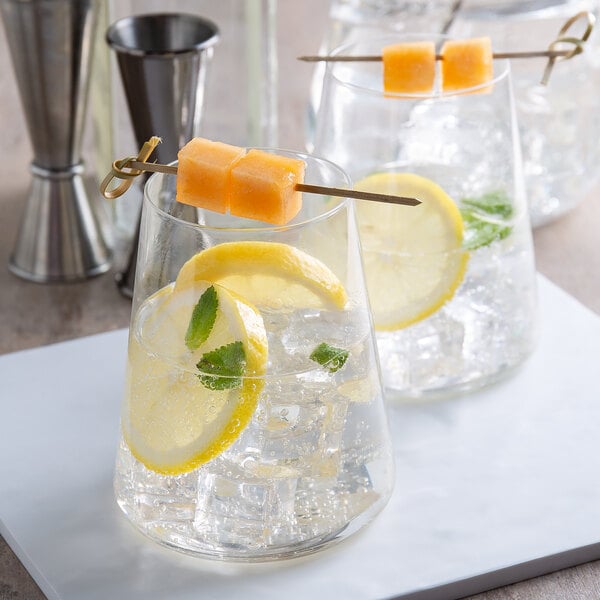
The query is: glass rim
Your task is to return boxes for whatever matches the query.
[143,148,353,233]
[327,33,511,99]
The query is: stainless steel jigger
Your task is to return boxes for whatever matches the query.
[106,12,220,298]
[0,0,112,283]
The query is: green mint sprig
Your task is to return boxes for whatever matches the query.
[185,286,218,351]
[196,341,246,391]
[460,190,514,251]
[461,190,514,219]
[310,342,349,373]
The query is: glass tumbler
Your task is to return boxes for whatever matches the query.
[313,34,538,399]
[113,150,395,560]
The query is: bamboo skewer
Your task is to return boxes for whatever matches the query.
[126,160,421,206]
[298,183,420,206]
[298,48,578,62]
[128,161,177,175]
[101,154,421,207]
[298,11,595,86]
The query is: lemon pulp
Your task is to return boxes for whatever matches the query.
[123,280,268,475]
[354,172,469,330]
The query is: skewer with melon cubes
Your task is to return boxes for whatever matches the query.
[299,10,595,92]
[177,139,306,225]
[100,136,422,226]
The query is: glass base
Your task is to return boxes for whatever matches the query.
[377,304,538,402]
[115,495,387,562]
[114,436,393,563]
[382,355,532,403]
[117,507,351,562]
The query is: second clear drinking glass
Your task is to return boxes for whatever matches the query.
[113,149,395,560]
[313,34,538,399]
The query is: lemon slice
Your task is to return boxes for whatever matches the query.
[123,280,268,475]
[354,172,469,330]
[174,241,348,310]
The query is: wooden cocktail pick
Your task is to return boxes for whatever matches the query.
[100,137,421,207]
[298,11,595,85]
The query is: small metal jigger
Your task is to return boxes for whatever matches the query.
[0,0,112,283]
[106,12,220,298]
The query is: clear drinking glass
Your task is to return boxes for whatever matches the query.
[313,34,538,399]
[113,150,395,560]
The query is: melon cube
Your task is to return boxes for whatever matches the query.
[176,137,245,213]
[382,41,436,94]
[229,149,305,226]
[441,37,494,94]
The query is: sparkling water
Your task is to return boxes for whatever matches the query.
[114,292,393,560]
[376,211,537,397]
[379,98,536,396]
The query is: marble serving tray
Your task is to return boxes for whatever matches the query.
[1,275,600,600]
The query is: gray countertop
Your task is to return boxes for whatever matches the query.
[1,2,600,599]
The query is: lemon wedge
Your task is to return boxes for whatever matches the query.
[354,172,469,330]
[174,241,348,310]
[122,280,268,475]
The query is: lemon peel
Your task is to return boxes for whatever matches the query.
[175,241,348,311]
[354,172,469,330]
[123,280,268,475]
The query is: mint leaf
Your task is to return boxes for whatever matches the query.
[461,190,514,219]
[460,190,513,251]
[461,211,512,251]
[310,342,349,373]
[196,341,246,390]
[185,286,218,351]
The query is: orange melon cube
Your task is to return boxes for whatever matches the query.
[441,37,494,94]
[382,41,436,94]
[229,149,305,226]
[176,137,245,213]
